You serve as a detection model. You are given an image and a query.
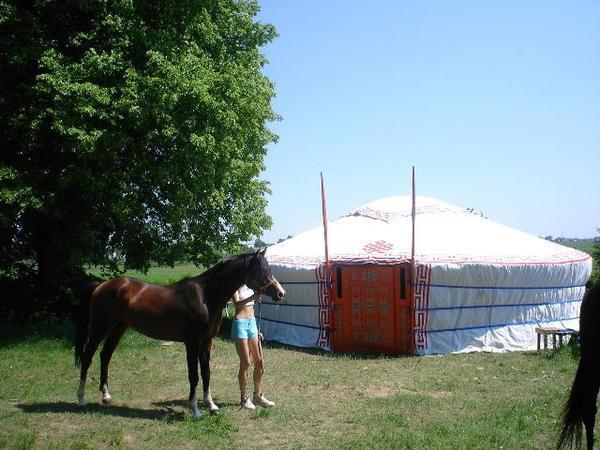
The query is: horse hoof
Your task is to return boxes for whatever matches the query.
[78,400,86,408]
[102,395,112,405]
[205,402,219,414]
[192,412,202,420]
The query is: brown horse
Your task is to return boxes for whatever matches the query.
[74,249,285,418]
[558,282,599,449]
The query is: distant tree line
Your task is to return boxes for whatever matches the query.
[590,230,600,286]
[544,234,600,286]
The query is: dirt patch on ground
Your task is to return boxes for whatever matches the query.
[282,379,451,401]
[356,381,451,400]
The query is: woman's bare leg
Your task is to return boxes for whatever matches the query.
[234,339,251,400]
[248,337,263,396]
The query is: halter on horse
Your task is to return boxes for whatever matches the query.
[74,249,285,418]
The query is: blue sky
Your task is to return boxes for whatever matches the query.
[255,1,600,243]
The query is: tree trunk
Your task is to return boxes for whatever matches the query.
[33,223,75,316]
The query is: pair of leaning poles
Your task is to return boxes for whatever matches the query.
[319,167,418,350]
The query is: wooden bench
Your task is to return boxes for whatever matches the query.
[535,327,578,352]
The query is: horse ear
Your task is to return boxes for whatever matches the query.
[260,247,267,256]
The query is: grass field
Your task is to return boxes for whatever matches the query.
[0,319,595,449]
[86,263,204,285]
[0,266,596,449]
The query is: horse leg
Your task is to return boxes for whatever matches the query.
[77,329,104,407]
[200,340,218,413]
[583,411,596,450]
[582,376,599,450]
[185,340,201,419]
[98,323,127,405]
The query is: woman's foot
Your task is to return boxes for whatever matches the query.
[241,395,256,410]
[253,393,275,407]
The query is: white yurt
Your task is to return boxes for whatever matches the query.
[261,196,592,355]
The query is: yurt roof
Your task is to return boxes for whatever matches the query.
[266,195,591,269]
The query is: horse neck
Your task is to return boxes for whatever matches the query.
[201,257,248,311]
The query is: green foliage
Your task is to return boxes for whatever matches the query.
[86,263,201,285]
[590,228,600,285]
[254,237,268,248]
[0,0,277,309]
[545,236,595,254]
[544,235,598,286]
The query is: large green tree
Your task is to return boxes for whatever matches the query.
[0,0,277,313]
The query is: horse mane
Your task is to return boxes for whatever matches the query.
[176,252,252,285]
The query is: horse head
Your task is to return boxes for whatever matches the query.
[245,248,286,301]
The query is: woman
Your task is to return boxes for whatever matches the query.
[231,284,275,410]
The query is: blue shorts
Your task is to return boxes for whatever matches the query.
[231,317,258,340]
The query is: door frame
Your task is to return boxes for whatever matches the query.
[329,263,414,354]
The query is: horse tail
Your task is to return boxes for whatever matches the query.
[557,356,586,449]
[74,277,102,367]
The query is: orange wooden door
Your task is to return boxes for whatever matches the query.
[331,265,412,354]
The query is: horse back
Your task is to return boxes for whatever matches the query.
[91,277,204,342]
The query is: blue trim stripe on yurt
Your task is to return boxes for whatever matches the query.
[261,317,334,331]
[279,281,586,290]
[262,299,581,311]
[262,316,580,335]
[421,283,586,290]
[417,298,582,312]
[426,315,580,334]
[261,301,327,308]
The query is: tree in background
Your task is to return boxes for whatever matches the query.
[590,228,600,286]
[0,0,277,315]
[253,237,268,248]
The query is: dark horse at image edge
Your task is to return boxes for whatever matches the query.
[74,249,285,418]
[558,282,599,449]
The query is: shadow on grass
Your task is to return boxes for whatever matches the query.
[16,401,186,422]
[153,399,241,410]
[17,399,245,422]
[0,320,74,349]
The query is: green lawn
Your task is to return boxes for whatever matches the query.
[0,319,594,449]
[86,263,204,285]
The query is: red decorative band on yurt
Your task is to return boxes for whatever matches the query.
[315,264,331,349]
[414,264,432,350]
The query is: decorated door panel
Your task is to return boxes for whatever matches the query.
[331,264,413,354]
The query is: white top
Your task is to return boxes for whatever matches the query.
[237,285,255,307]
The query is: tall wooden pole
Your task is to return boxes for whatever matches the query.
[319,172,333,350]
[410,166,417,351]
[320,172,330,277]
[411,166,416,268]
